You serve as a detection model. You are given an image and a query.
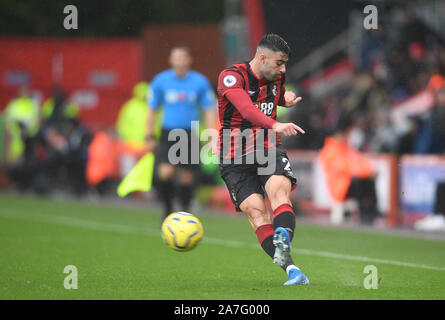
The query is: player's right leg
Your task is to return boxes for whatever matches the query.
[239,193,277,261]
[219,165,276,261]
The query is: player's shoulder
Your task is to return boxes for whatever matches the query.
[218,63,247,83]
[218,64,247,91]
[219,63,247,77]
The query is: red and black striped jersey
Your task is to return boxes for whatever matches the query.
[217,62,286,160]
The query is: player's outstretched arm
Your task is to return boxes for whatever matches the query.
[225,89,278,129]
[225,88,305,136]
[272,122,305,136]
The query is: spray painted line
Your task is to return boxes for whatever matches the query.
[1,209,445,272]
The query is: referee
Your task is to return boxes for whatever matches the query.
[146,45,216,221]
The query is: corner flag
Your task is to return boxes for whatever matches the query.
[117,152,155,197]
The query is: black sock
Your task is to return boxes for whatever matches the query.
[273,203,297,271]
[272,203,296,241]
[255,224,275,259]
[157,179,174,219]
[177,183,195,212]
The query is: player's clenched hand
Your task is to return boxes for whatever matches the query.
[284,92,302,107]
[272,122,305,136]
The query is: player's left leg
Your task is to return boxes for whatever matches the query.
[264,175,309,285]
[238,193,276,262]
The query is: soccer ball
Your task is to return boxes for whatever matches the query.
[161,212,204,252]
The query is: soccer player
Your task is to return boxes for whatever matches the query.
[216,34,309,285]
[147,45,216,221]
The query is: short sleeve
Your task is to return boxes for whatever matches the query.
[148,75,163,110]
[217,69,245,97]
[199,77,216,110]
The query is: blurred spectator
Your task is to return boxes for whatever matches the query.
[41,87,79,122]
[3,86,40,164]
[319,115,379,225]
[116,82,152,145]
[368,110,398,153]
[38,117,92,195]
[395,116,421,155]
[298,5,445,157]
[347,115,367,151]
[413,86,445,154]
[3,86,40,191]
[360,29,386,71]
[115,81,161,177]
[26,86,91,195]
[86,130,121,195]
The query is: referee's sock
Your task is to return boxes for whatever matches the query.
[157,179,174,220]
[177,183,195,212]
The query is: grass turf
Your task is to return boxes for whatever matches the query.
[1,193,445,300]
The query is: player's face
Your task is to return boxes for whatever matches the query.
[261,50,288,81]
[169,48,192,77]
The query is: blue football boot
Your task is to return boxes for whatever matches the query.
[272,227,291,267]
[284,267,310,286]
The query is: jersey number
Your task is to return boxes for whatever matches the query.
[257,102,274,116]
[282,157,292,175]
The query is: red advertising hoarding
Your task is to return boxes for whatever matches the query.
[0,37,143,127]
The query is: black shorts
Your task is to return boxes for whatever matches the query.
[156,129,200,170]
[219,146,297,211]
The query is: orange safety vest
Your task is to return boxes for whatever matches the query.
[319,136,372,203]
[86,131,121,186]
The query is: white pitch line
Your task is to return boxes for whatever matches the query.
[1,209,445,272]
[292,249,445,271]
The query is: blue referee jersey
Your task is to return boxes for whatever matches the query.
[148,69,215,130]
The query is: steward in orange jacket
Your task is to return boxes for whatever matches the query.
[319,119,378,225]
[319,135,373,203]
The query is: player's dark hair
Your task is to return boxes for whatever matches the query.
[257,33,290,55]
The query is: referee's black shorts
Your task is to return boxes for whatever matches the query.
[156,128,201,171]
[219,145,297,211]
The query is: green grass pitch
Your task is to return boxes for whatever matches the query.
[1,193,445,300]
